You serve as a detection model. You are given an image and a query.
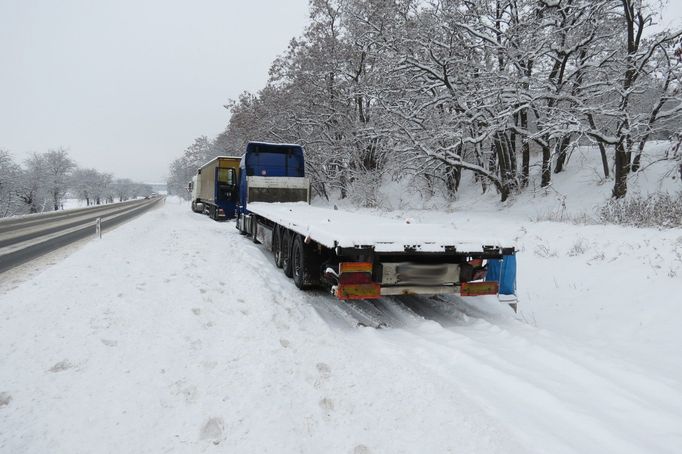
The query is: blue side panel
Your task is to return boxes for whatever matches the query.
[486,259,501,283]
[216,200,237,219]
[486,255,517,296]
[243,142,305,178]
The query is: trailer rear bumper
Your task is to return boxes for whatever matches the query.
[332,258,512,300]
[379,285,457,296]
[334,283,502,299]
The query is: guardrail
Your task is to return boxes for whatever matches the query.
[0,197,164,273]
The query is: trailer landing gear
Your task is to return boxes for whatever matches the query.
[499,294,518,313]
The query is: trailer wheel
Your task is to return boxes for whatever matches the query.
[273,226,284,268]
[282,230,293,278]
[292,235,320,289]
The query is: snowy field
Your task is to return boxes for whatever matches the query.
[1,194,681,453]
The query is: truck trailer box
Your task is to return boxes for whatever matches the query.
[194,156,241,220]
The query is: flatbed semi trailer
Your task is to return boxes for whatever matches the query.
[235,142,517,304]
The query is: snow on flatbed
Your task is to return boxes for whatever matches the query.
[1,199,681,454]
[248,201,508,252]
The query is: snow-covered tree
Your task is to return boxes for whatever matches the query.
[43,148,75,210]
[16,153,48,213]
[70,168,101,206]
[187,0,682,202]
[167,136,222,198]
[0,150,21,217]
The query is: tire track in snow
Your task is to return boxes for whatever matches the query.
[410,295,682,415]
[343,295,682,454]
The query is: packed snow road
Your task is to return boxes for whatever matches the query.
[1,198,680,453]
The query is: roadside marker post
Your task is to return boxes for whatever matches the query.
[95,217,101,239]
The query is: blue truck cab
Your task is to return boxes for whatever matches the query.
[238,142,306,213]
[236,142,309,234]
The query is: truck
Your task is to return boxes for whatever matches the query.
[235,142,518,308]
[188,156,241,220]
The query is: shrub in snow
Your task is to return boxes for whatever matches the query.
[568,237,589,256]
[534,243,558,258]
[598,192,682,228]
[348,172,382,208]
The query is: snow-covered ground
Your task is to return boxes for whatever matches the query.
[1,193,681,453]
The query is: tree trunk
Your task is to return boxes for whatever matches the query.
[494,132,516,200]
[541,143,552,187]
[488,143,498,176]
[520,109,530,187]
[339,167,347,199]
[554,135,571,173]
[445,164,461,197]
[631,151,642,172]
[613,141,628,198]
[612,0,643,198]
[497,133,511,187]
[499,185,509,202]
[506,131,517,179]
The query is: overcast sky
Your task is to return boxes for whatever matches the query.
[0,1,680,183]
[0,0,309,183]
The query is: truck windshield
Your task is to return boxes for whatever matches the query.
[217,168,235,186]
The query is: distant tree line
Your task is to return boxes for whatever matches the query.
[169,0,682,203]
[166,136,224,198]
[0,148,152,217]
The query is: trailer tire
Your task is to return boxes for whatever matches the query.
[282,230,293,278]
[273,226,284,268]
[292,235,320,290]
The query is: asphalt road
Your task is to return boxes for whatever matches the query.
[0,197,164,274]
